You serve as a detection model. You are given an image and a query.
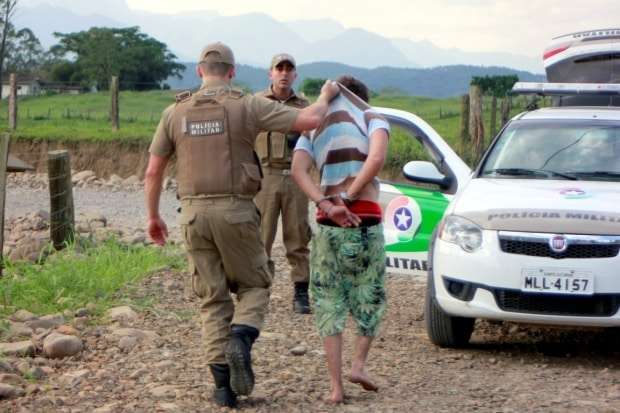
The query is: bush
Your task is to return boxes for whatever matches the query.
[300,78,326,97]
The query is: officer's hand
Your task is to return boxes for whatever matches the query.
[320,80,340,102]
[148,217,168,246]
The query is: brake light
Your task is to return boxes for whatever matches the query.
[543,45,570,60]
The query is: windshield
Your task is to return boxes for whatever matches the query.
[481,119,620,181]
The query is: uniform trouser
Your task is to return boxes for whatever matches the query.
[179,197,272,364]
[254,171,311,283]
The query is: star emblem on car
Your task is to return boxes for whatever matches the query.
[394,207,413,231]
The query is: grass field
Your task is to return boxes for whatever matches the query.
[0,240,185,318]
[0,90,531,167]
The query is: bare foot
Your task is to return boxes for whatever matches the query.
[348,372,378,392]
[324,388,344,404]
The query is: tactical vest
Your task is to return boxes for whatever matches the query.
[255,93,308,168]
[171,87,263,198]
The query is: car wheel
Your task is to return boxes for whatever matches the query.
[424,229,475,348]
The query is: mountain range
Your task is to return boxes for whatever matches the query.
[16,0,544,74]
[168,62,545,98]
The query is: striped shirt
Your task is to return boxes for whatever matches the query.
[294,86,390,190]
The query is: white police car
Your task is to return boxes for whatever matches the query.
[400,82,620,347]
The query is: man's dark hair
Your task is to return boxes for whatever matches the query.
[200,62,234,76]
[336,75,370,103]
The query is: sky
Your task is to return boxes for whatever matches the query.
[123,0,620,57]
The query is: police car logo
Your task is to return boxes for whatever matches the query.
[559,187,590,199]
[187,119,224,137]
[394,207,413,231]
[383,195,422,244]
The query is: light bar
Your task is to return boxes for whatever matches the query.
[511,82,620,96]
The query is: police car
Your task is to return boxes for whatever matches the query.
[376,81,620,347]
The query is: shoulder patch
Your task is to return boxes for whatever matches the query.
[294,97,309,107]
[229,89,244,99]
[175,90,192,103]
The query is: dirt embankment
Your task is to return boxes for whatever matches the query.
[9,138,406,182]
[10,139,154,179]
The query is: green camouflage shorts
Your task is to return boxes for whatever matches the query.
[310,223,387,337]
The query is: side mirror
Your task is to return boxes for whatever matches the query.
[402,161,452,190]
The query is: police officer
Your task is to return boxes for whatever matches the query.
[255,53,312,314]
[144,42,339,408]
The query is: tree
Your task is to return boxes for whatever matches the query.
[300,77,326,96]
[471,75,518,98]
[4,27,47,74]
[51,27,185,90]
[471,75,519,137]
[0,0,18,97]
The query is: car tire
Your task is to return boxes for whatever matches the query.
[424,229,475,348]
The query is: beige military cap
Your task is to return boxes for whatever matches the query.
[270,53,296,69]
[199,42,235,65]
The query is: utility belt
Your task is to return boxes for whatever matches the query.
[180,194,254,205]
[262,166,292,176]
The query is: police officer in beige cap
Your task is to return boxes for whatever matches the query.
[145,42,340,408]
[254,53,312,314]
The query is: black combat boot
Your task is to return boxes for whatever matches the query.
[209,364,237,408]
[293,282,311,314]
[225,324,259,396]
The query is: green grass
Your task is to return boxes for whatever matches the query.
[0,90,176,142]
[0,90,543,172]
[0,239,185,318]
[0,90,531,144]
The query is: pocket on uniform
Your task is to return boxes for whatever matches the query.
[241,162,262,194]
[224,210,254,224]
[178,212,207,250]
[224,209,258,238]
[255,132,269,162]
[252,253,272,288]
[190,259,208,298]
[177,212,197,226]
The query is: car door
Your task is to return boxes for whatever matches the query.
[375,107,471,277]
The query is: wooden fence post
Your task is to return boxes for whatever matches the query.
[469,85,485,164]
[459,94,470,161]
[48,150,75,250]
[110,76,119,132]
[8,73,17,131]
[500,97,512,128]
[0,134,9,275]
[490,96,498,138]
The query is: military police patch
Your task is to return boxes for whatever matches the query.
[187,119,225,136]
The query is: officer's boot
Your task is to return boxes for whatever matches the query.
[293,282,311,314]
[209,364,237,408]
[225,324,259,396]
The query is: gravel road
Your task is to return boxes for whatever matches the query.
[6,185,180,232]
[4,177,620,412]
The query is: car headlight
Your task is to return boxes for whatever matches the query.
[439,215,483,252]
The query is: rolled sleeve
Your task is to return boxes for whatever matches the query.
[149,105,175,157]
[368,117,390,139]
[248,96,299,134]
[294,134,315,159]
[365,110,390,139]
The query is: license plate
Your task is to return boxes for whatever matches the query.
[521,268,594,295]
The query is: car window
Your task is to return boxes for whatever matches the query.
[383,125,434,182]
[481,119,620,180]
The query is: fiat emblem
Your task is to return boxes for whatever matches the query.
[549,235,568,253]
